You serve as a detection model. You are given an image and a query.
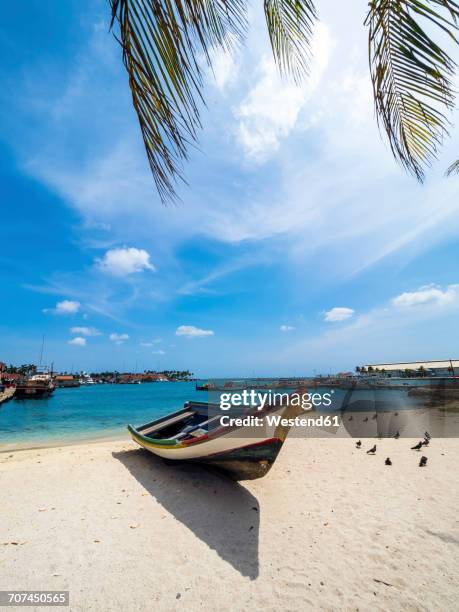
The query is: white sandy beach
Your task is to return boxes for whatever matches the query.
[1,435,458,611]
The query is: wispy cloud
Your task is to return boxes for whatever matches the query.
[68,336,86,346]
[280,325,295,332]
[176,325,214,338]
[109,332,129,344]
[70,326,101,336]
[234,24,332,163]
[324,307,355,322]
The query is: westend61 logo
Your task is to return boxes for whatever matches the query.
[219,389,333,411]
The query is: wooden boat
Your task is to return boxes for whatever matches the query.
[128,399,303,480]
[15,373,56,399]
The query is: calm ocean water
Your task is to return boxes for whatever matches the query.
[0,382,203,448]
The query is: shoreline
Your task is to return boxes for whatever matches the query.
[0,431,127,454]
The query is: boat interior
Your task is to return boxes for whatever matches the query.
[136,402,225,442]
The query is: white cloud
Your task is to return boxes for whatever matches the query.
[70,326,101,336]
[68,336,86,346]
[152,349,165,355]
[235,24,332,162]
[324,307,355,322]
[392,284,459,309]
[280,325,295,332]
[109,332,130,344]
[140,337,162,347]
[44,300,81,315]
[96,247,155,276]
[175,325,215,338]
[209,47,239,91]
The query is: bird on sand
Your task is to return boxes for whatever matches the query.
[348,415,353,421]
[367,445,376,454]
[394,431,400,439]
[356,440,362,449]
[422,438,430,446]
[411,441,423,451]
[385,457,392,466]
[363,417,369,422]
[372,414,377,420]
[419,456,428,467]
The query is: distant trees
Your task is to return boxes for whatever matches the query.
[5,363,37,375]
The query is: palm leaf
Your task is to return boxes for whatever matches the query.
[264,0,317,83]
[366,0,459,180]
[110,0,247,203]
[446,158,459,174]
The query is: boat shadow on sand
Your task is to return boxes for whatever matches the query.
[113,448,260,579]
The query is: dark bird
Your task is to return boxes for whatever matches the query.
[422,438,430,446]
[394,431,400,439]
[394,412,399,416]
[411,441,423,451]
[424,431,431,440]
[367,445,376,455]
[348,416,353,421]
[385,457,392,466]
[372,414,377,420]
[356,440,362,449]
[419,456,428,467]
[363,417,369,422]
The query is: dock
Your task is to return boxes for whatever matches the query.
[0,386,15,405]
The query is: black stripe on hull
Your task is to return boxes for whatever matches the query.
[194,438,285,480]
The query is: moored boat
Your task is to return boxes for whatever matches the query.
[15,372,56,399]
[128,399,303,480]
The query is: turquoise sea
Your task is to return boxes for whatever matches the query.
[0,382,204,449]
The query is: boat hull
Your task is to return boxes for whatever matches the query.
[15,385,55,399]
[128,401,303,480]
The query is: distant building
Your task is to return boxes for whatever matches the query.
[54,375,80,388]
[363,360,459,377]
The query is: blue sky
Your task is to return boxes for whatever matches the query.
[1,0,459,377]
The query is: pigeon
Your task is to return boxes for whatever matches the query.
[394,412,399,416]
[372,414,377,420]
[348,416,353,421]
[385,457,392,466]
[367,445,376,455]
[411,441,423,451]
[356,440,362,449]
[363,417,369,422]
[394,431,400,439]
[422,438,430,446]
[419,456,428,467]
[424,431,431,441]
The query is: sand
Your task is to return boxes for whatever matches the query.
[1,435,458,611]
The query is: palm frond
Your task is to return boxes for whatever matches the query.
[110,0,247,203]
[446,158,459,174]
[366,0,459,180]
[264,0,317,84]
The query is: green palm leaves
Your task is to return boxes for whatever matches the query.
[110,0,317,202]
[366,0,459,181]
[110,1,459,203]
[109,0,248,203]
[265,0,317,83]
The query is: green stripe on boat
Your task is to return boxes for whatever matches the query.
[128,424,178,446]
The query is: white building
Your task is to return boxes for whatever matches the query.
[363,360,459,377]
